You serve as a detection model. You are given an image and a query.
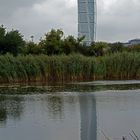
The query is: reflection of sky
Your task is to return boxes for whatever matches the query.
[95,91,140,140]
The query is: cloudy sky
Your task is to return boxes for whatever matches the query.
[0,0,140,42]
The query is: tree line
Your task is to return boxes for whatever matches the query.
[0,25,139,56]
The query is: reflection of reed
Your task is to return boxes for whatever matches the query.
[0,95,24,126]
[79,95,97,140]
[0,108,7,125]
[129,130,139,140]
[46,96,64,120]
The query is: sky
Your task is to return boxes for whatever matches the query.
[0,0,140,42]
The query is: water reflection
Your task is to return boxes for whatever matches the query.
[0,95,24,126]
[46,95,64,120]
[0,84,140,140]
[0,108,7,125]
[79,95,97,140]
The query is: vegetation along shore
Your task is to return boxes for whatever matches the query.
[0,25,140,83]
[1,52,140,83]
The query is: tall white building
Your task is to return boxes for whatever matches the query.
[78,0,96,45]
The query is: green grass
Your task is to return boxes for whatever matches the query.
[0,52,140,83]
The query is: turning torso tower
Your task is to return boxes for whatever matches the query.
[78,0,96,45]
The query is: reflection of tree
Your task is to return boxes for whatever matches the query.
[0,108,7,125]
[79,95,97,140]
[7,96,24,120]
[46,96,64,120]
[0,95,24,126]
[0,96,8,125]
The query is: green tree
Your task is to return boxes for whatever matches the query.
[109,42,124,53]
[39,29,64,55]
[88,42,108,56]
[94,42,109,56]
[62,35,85,55]
[0,25,6,54]
[5,30,25,55]
[22,42,42,55]
[0,25,25,55]
[62,36,78,54]
[127,44,140,52]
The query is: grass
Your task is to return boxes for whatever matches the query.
[0,52,140,83]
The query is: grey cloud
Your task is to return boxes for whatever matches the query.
[0,0,140,42]
[7,0,77,41]
[0,0,44,9]
[0,0,44,18]
[97,0,140,42]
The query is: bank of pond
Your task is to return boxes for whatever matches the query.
[0,52,140,83]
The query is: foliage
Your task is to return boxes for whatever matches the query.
[5,30,25,55]
[127,45,140,52]
[0,25,25,55]
[39,29,64,55]
[0,52,140,83]
[1,25,140,56]
[62,35,78,54]
[0,25,6,54]
[39,29,85,55]
[108,42,124,53]
[22,41,42,55]
[62,35,85,55]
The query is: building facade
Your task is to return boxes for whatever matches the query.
[123,39,140,47]
[78,0,96,45]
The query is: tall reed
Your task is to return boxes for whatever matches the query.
[0,52,140,83]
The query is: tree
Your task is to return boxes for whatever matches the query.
[127,44,140,52]
[0,25,6,54]
[23,41,42,55]
[62,35,85,55]
[94,42,109,56]
[109,42,124,53]
[0,25,25,55]
[39,29,64,55]
[86,42,109,56]
[5,30,25,55]
[62,35,78,54]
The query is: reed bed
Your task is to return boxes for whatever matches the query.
[0,52,140,83]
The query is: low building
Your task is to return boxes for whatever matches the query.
[123,39,140,47]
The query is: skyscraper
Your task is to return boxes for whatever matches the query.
[78,0,96,45]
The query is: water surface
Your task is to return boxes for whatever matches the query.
[0,81,140,140]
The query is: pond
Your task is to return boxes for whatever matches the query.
[0,80,140,140]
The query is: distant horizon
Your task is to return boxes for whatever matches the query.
[2,24,140,44]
